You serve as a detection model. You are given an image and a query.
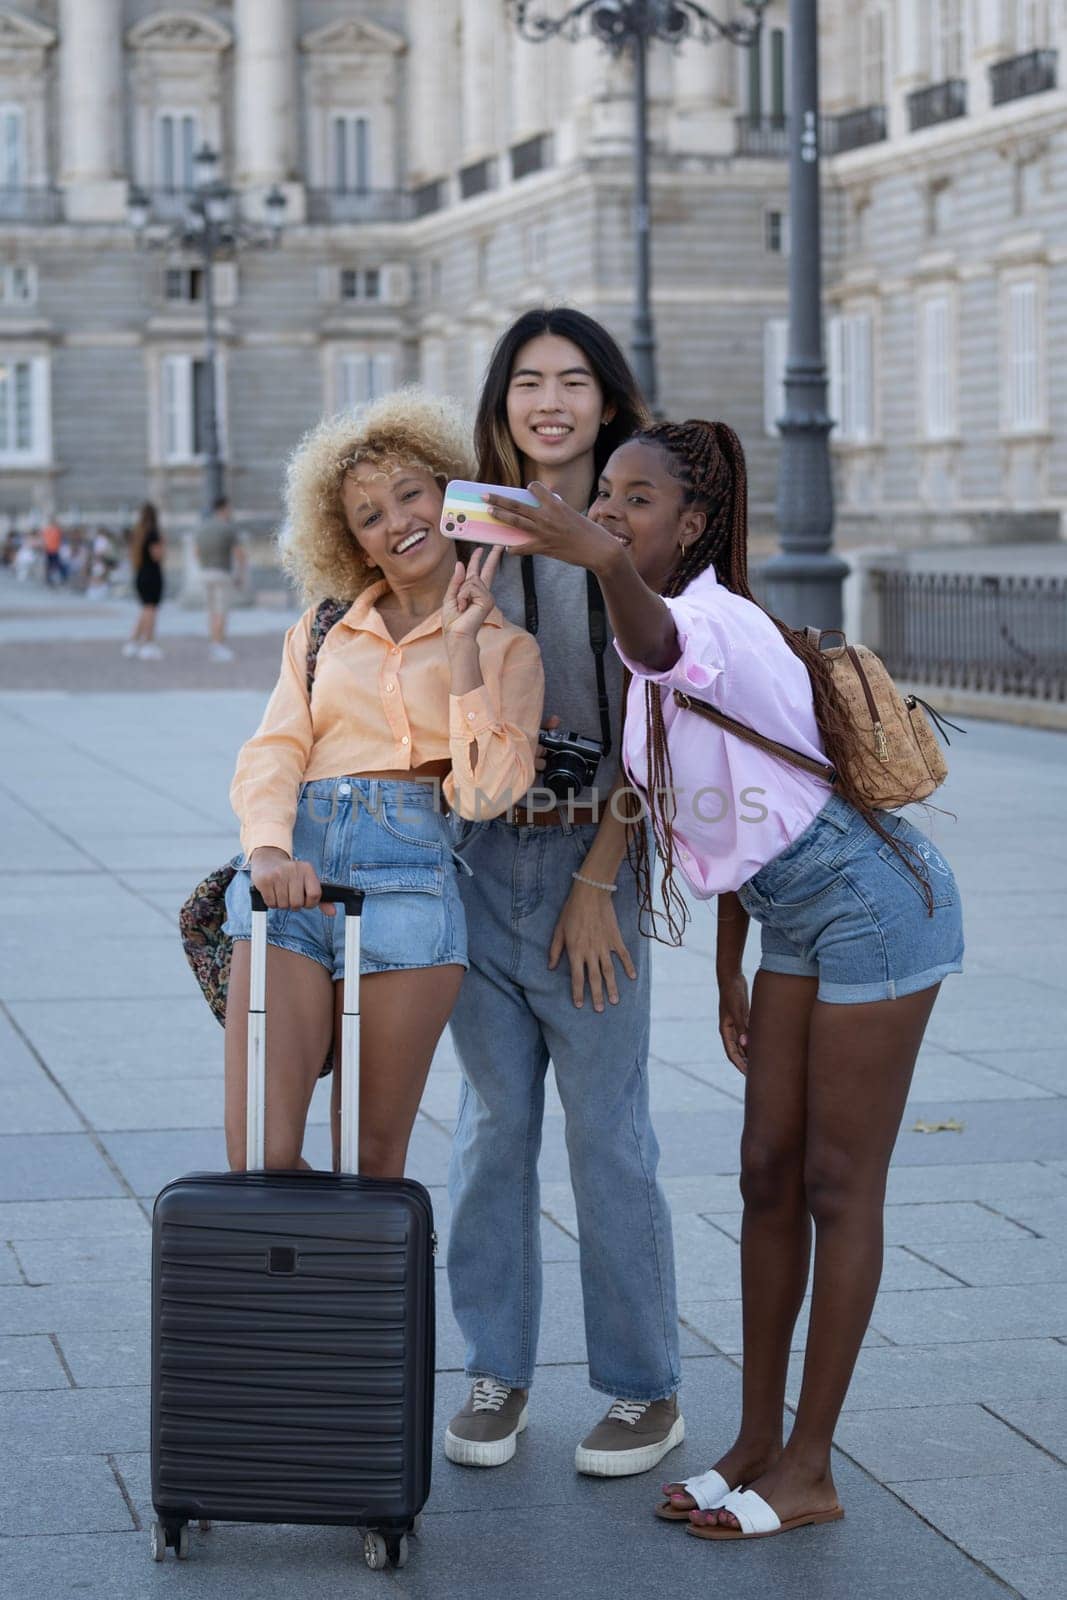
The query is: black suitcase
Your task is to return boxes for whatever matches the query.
[150,884,435,1573]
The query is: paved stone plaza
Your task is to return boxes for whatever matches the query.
[0,577,1065,1599]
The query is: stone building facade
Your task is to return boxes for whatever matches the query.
[0,1,1065,548]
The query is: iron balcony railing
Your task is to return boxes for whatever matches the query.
[990,48,1059,107]
[458,158,496,200]
[871,570,1067,702]
[735,114,790,157]
[0,187,64,222]
[305,189,414,224]
[826,105,888,154]
[908,78,968,133]
[511,132,553,181]
[411,179,446,218]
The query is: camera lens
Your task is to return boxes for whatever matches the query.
[544,754,585,800]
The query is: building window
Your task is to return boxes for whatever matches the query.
[1005,279,1042,433]
[763,317,789,435]
[925,178,953,239]
[764,209,789,254]
[0,355,50,464]
[157,111,198,192]
[164,267,205,303]
[340,267,381,303]
[333,114,371,193]
[829,311,874,443]
[1013,154,1045,215]
[920,294,955,440]
[862,7,887,105]
[161,354,217,462]
[931,0,964,81]
[337,352,396,410]
[0,264,36,304]
[1,105,25,189]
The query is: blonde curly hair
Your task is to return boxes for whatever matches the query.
[281,387,474,604]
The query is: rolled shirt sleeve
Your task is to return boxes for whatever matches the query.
[445,631,545,820]
[230,611,315,858]
[614,595,726,701]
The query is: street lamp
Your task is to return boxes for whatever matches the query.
[509,0,769,411]
[760,0,847,629]
[127,144,287,512]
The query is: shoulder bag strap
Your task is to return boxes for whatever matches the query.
[672,689,836,785]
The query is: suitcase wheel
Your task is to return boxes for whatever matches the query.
[363,1532,388,1571]
[150,1519,189,1562]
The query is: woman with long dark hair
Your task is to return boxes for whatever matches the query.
[124,502,166,659]
[481,418,964,1540]
[444,308,686,1480]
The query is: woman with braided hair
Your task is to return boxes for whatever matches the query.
[484,418,964,1542]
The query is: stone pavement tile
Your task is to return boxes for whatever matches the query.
[694,1202,1033,1248]
[15,1233,150,1287]
[8,995,230,1083]
[913,1238,1067,1288]
[0,1451,135,1535]
[869,1283,1067,1345]
[884,1161,1067,1205]
[540,1173,745,1221]
[0,1281,148,1336]
[57,1328,149,1390]
[0,1333,68,1390]
[0,1197,148,1239]
[788,1338,1067,1412]
[68,1075,225,1133]
[886,1472,1067,1588]
[55,832,241,875]
[0,1240,22,1283]
[1,934,192,1002]
[907,1052,1053,1101]
[990,1195,1067,1238]
[0,1385,148,1457]
[0,1078,83,1134]
[669,1214,742,1301]
[984,1399,1067,1464]
[925,1006,1067,1055]
[967,1049,1067,1095]
[891,1100,1067,1166]
[993,945,1067,991]
[527,1109,744,1183]
[0,1134,125,1202]
[833,1402,1062,1484]
[681,1298,888,1356]
[979,1555,1066,1600]
[0,1010,42,1082]
[648,1014,729,1065]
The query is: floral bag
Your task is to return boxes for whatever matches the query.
[178,597,350,1043]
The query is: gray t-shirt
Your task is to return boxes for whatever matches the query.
[492,552,623,807]
[196,515,239,573]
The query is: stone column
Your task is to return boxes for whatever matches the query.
[510,26,548,146]
[890,0,928,140]
[409,0,453,179]
[670,36,737,156]
[461,0,496,161]
[969,0,1013,115]
[58,0,124,220]
[234,0,298,216]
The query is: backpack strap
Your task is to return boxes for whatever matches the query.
[671,690,836,785]
[305,596,350,697]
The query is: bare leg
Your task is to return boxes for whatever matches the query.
[328,965,465,1178]
[224,941,334,1170]
[209,610,226,646]
[142,603,158,644]
[710,983,940,1529]
[665,972,816,1509]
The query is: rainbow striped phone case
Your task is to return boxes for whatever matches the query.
[440,480,537,548]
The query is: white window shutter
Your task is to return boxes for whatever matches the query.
[922,296,951,439]
[421,337,447,396]
[763,318,788,436]
[338,353,370,411]
[212,262,238,307]
[30,356,51,464]
[371,353,396,399]
[828,315,844,438]
[1008,280,1040,431]
[852,313,873,443]
[381,263,412,306]
[162,355,190,461]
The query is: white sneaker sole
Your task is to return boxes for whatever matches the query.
[444,1405,529,1468]
[575,1413,685,1478]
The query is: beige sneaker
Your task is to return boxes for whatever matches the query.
[444,1379,529,1467]
[575,1394,684,1478]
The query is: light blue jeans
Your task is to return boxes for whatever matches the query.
[447,817,681,1401]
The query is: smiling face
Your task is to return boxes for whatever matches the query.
[505,333,614,475]
[340,461,454,591]
[589,439,708,592]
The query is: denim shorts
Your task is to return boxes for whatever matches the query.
[223,777,469,980]
[737,793,964,1004]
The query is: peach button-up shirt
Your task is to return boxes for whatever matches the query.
[231,580,544,857]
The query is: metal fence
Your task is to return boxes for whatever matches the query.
[871,570,1067,701]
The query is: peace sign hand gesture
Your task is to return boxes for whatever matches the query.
[441,544,503,657]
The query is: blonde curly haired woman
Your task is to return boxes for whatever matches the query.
[222,389,544,1176]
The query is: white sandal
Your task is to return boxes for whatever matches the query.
[685,1486,844,1541]
[655,1467,734,1522]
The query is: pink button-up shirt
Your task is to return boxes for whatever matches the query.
[616,566,832,899]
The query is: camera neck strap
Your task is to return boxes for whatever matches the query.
[521,555,612,757]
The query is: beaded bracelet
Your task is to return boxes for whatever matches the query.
[572,870,618,894]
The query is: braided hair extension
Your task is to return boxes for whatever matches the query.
[624,419,933,943]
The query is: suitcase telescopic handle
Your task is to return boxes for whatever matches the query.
[246,881,364,1176]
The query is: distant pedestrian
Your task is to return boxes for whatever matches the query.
[195,495,247,663]
[124,503,166,660]
[41,518,65,586]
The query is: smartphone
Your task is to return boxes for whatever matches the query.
[441,480,537,548]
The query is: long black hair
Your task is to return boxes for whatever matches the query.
[474,307,650,492]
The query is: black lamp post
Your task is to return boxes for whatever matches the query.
[760,0,847,629]
[509,1,769,412]
[127,144,286,512]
